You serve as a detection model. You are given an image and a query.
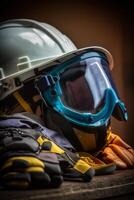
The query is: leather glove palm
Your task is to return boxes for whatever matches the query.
[98,131,134,169]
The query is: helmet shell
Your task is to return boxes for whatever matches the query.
[0,19,77,81]
[0,19,113,100]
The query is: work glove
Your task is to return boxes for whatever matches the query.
[77,152,116,175]
[0,128,63,189]
[0,126,95,189]
[98,131,134,169]
[38,136,95,182]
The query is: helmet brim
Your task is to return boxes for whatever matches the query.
[0,46,113,82]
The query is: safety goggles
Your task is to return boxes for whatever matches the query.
[35,50,128,127]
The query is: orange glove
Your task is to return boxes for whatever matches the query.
[98,132,134,169]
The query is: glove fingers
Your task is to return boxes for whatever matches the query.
[73,159,95,181]
[1,172,52,189]
[0,156,63,188]
[63,166,95,182]
[116,145,134,165]
[62,158,95,182]
[102,146,127,169]
[127,148,134,157]
[110,133,132,150]
[38,152,63,186]
[102,155,127,169]
[1,157,45,174]
[10,156,44,168]
[38,152,61,175]
[30,172,51,187]
[78,152,105,164]
[1,172,31,189]
[78,152,116,175]
[50,175,63,187]
[1,166,54,188]
[110,144,134,167]
[44,163,63,187]
[94,163,116,175]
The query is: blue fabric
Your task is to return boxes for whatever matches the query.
[0,113,74,150]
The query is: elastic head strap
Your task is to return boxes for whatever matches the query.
[13,91,33,113]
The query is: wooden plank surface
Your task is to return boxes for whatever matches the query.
[0,169,134,200]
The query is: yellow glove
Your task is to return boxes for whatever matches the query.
[98,132,134,169]
[78,152,116,175]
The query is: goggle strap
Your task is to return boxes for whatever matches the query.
[13,91,33,113]
[35,75,57,93]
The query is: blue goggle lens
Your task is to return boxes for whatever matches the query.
[60,57,117,114]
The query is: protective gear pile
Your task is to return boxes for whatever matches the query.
[0,113,95,189]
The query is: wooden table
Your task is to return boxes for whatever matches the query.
[0,169,134,200]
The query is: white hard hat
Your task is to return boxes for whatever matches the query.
[0,19,113,100]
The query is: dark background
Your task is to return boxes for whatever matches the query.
[0,0,134,146]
